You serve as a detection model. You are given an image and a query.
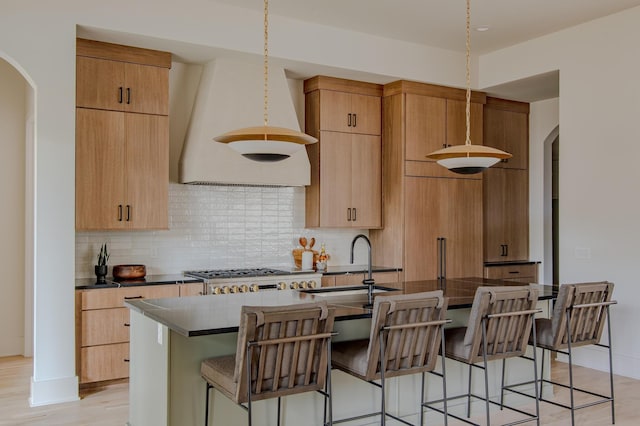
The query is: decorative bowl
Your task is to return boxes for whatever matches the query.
[113,264,146,280]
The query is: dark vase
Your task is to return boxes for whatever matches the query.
[95,264,108,284]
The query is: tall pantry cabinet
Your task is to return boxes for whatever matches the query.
[75,38,171,230]
[304,76,383,228]
[370,81,485,281]
[482,97,530,262]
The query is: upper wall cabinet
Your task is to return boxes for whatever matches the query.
[75,39,171,231]
[304,76,383,228]
[76,39,170,115]
[483,97,529,170]
[405,94,484,162]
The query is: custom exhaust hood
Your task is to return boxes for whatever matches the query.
[179,58,311,186]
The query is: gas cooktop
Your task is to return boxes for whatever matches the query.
[184,268,293,280]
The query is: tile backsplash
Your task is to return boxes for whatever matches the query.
[75,184,372,279]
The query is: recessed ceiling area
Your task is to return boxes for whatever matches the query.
[211,0,640,54]
[483,71,559,102]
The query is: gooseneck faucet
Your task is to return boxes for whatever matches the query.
[350,234,375,305]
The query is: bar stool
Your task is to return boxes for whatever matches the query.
[331,291,450,426]
[425,286,541,426]
[201,301,336,426]
[502,281,616,425]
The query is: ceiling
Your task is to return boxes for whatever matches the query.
[213,0,640,54]
[79,0,640,102]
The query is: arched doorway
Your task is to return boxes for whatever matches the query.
[543,125,559,287]
[0,56,35,357]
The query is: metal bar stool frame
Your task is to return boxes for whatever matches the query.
[202,302,337,426]
[330,291,451,426]
[425,286,542,426]
[501,282,617,426]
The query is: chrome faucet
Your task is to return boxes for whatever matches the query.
[350,234,375,305]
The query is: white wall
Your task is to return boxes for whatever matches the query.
[529,98,559,284]
[0,59,26,357]
[480,6,640,378]
[0,0,468,406]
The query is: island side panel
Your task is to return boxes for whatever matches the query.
[128,310,170,426]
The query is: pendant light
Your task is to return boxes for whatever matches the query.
[213,0,317,162]
[426,0,511,174]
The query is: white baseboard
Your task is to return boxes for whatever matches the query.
[555,346,640,379]
[29,375,79,407]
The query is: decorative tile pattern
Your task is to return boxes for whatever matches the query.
[75,184,371,278]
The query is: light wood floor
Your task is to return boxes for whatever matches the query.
[1,355,639,425]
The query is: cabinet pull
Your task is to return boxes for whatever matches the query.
[124,358,130,363]
[124,295,143,300]
[126,205,131,221]
[352,113,357,127]
[508,271,520,275]
[504,244,509,257]
[352,208,357,221]
[347,113,352,127]
[124,323,130,327]
[347,208,352,221]
[118,87,123,104]
[126,88,131,105]
[118,204,123,221]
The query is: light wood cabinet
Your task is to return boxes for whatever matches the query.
[76,56,169,115]
[484,168,529,262]
[179,282,205,297]
[484,97,529,170]
[75,109,169,230]
[76,284,179,384]
[482,97,530,262]
[404,177,482,281]
[75,38,170,231]
[484,263,538,283]
[405,95,483,162]
[370,81,486,281]
[305,76,383,228]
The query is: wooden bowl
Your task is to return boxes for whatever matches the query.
[113,264,146,280]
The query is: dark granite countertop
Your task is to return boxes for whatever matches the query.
[75,274,203,290]
[321,265,401,275]
[125,277,555,337]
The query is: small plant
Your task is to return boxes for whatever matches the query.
[97,243,110,266]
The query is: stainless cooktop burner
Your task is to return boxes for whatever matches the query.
[184,268,292,280]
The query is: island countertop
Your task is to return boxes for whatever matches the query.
[125,277,555,337]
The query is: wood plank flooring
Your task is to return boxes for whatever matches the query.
[1,355,639,425]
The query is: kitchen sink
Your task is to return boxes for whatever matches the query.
[301,285,397,299]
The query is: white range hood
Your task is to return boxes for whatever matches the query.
[179,58,311,186]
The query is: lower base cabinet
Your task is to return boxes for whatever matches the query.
[484,263,538,283]
[76,285,180,385]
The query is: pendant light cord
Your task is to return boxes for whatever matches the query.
[465,0,471,146]
[263,0,270,131]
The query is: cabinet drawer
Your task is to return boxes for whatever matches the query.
[81,308,129,346]
[484,264,538,281]
[81,285,179,310]
[179,282,205,297]
[80,343,129,383]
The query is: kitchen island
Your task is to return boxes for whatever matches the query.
[125,278,555,426]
